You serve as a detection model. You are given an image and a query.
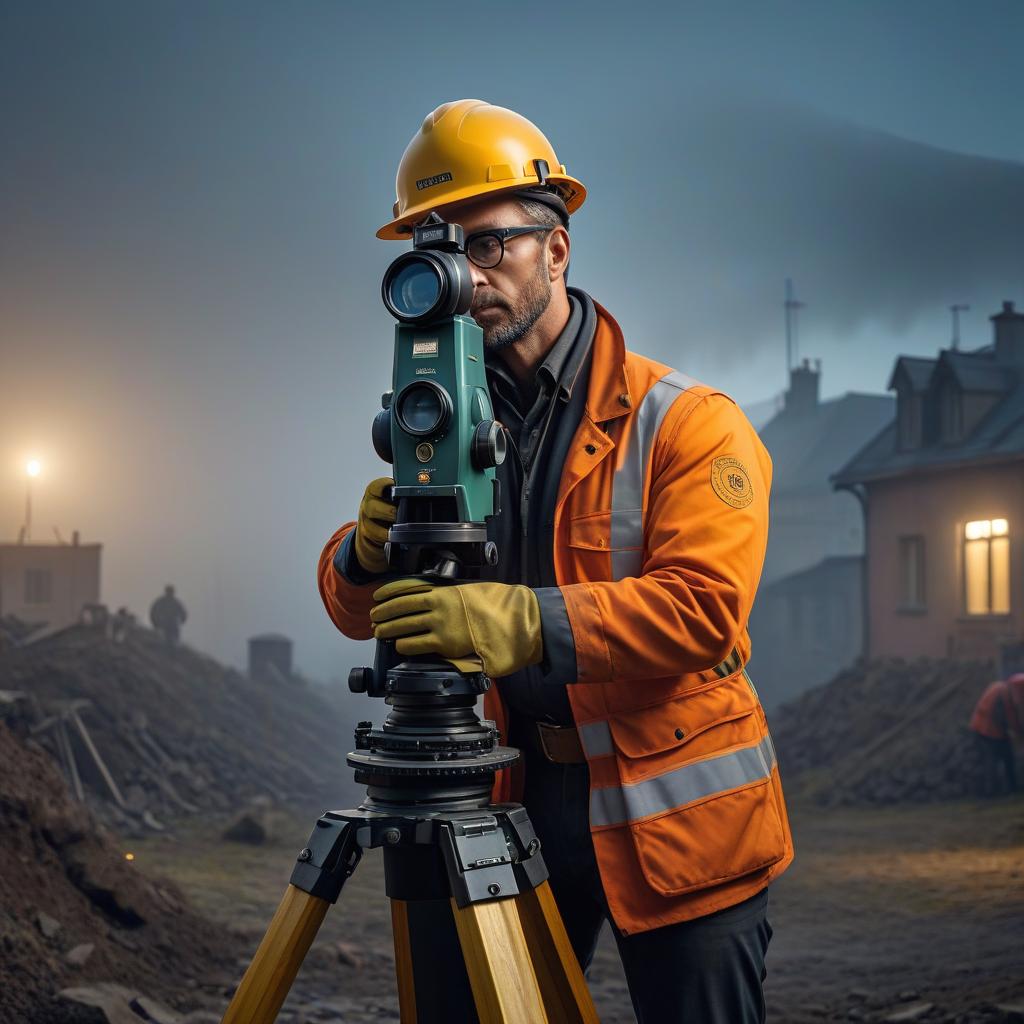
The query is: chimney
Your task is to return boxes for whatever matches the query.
[992,300,1024,366]
[784,357,820,414]
[72,530,80,546]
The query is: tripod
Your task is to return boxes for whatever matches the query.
[221,646,599,1024]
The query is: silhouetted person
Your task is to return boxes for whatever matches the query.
[149,585,187,646]
[969,676,1023,796]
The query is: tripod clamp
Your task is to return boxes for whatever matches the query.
[289,804,546,909]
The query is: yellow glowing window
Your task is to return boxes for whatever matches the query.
[964,519,1010,615]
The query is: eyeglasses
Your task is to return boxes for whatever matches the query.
[462,225,554,269]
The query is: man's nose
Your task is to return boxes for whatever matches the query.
[468,261,490,289]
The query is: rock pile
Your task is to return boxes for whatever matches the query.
[0,719,242,1024]
[0,625,361,829]
[770,657,1000,804]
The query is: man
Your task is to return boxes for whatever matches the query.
[149,584,187,646]
[969,675,1023,795]
[318,99,793,1023]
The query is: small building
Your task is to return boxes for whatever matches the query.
[0,534,101,634]
[745,361,893,708]
[748,556,863,710]
[832,300,1024,662]
[248,633,294,684]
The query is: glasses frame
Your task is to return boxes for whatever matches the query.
[462,225,555,269]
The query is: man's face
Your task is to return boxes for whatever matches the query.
[436,195,556,351]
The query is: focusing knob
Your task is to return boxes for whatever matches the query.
[471,420,507,469]
[372,408,393,463]
[349,667,373,694]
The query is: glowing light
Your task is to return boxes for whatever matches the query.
[965,520,991,540]
[992,518,1009,536]
[26,459,42,478]
[124,852,135,862]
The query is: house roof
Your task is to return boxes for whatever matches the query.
[888,356,935,392]
[834,346,1024,486]
[758,392,895,495]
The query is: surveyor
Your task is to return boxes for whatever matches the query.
[149,585,187,646]
[969,675,1023,795]
[318,99,793,1023]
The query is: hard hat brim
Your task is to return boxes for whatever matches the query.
[376,173,587,241]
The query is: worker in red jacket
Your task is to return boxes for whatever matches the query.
[969,675,1023,795]
[319,99,792,1023]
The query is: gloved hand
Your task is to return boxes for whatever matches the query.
[370,578,543,679]
[353,478,397,575]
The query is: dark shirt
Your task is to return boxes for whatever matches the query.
[483,287,596,725]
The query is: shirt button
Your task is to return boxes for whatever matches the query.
[585,444,597,455]
[674,728,686,740]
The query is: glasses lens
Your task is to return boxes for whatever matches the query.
[388,260,441,318]
[397,383,446,435]
[467,233,503,269]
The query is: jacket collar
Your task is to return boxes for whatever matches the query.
[586,299,633,425]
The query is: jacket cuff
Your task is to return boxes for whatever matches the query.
[334,529,384,587]
[534,587,577,685]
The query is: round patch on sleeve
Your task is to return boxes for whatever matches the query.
[711,456,754,508]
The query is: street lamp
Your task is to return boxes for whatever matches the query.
[24,459,41,542]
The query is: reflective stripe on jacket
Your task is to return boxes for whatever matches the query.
[317,299,794,934]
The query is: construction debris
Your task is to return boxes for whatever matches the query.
[0,624,360,829]
[0,719,241,1024]
[771,657,1002,804]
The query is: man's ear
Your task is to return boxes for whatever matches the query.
[547,226,570,280]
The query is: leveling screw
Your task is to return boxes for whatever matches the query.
[383,828,402,845]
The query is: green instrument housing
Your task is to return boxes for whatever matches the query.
[390,315,498,524]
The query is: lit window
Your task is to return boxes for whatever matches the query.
[964,519,1010,615]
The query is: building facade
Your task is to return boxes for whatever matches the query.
[833,301,1024,663]
[0,536,101,634]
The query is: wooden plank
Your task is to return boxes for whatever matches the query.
[70,710,126,809]
[450,896,548,1024]
[390,900,418,1024]
[222,884,330,1024]
[515,881,599,1023]
[56,719,85,802]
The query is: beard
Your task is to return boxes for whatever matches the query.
[472,263,552,350]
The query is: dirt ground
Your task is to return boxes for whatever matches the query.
[126,791,1024,1024]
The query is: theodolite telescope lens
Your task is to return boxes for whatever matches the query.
[386,259,442,319]
[395,380,453,437]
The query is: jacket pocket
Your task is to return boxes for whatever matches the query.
[567,509,643,582]
[602,672,787,896]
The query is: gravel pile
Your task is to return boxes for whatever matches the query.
[770,657,1001,804]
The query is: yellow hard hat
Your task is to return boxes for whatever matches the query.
[377,99,587,240]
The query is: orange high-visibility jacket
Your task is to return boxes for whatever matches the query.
[318,300,794,935]
[970,679,1022,740]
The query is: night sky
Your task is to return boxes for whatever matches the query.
[2,1,1022,680]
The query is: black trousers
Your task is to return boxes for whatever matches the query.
[975,733,1018,795]
[401,746,773,1023]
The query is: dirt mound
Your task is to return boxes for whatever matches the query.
[0,719,242,1024]
[771,657,999,804]
[0,625,357,829]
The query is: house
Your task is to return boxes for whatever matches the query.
[744,361,893,709]
[0,533,101,636]
[832,301,1024,663]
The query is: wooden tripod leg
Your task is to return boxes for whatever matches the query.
[221,884,330,1024]
[390,900,417,1023]
[515,881,600,1023]
[450,895,549,1024]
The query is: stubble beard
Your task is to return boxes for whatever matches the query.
[474,263,552,351]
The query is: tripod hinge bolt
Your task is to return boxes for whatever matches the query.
[383,828,402,845]
[487,883,501,896]
[527,838,540,856]
[297,848,313,863]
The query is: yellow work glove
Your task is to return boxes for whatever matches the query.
[353,478,397,575]
[370,579,543,679]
